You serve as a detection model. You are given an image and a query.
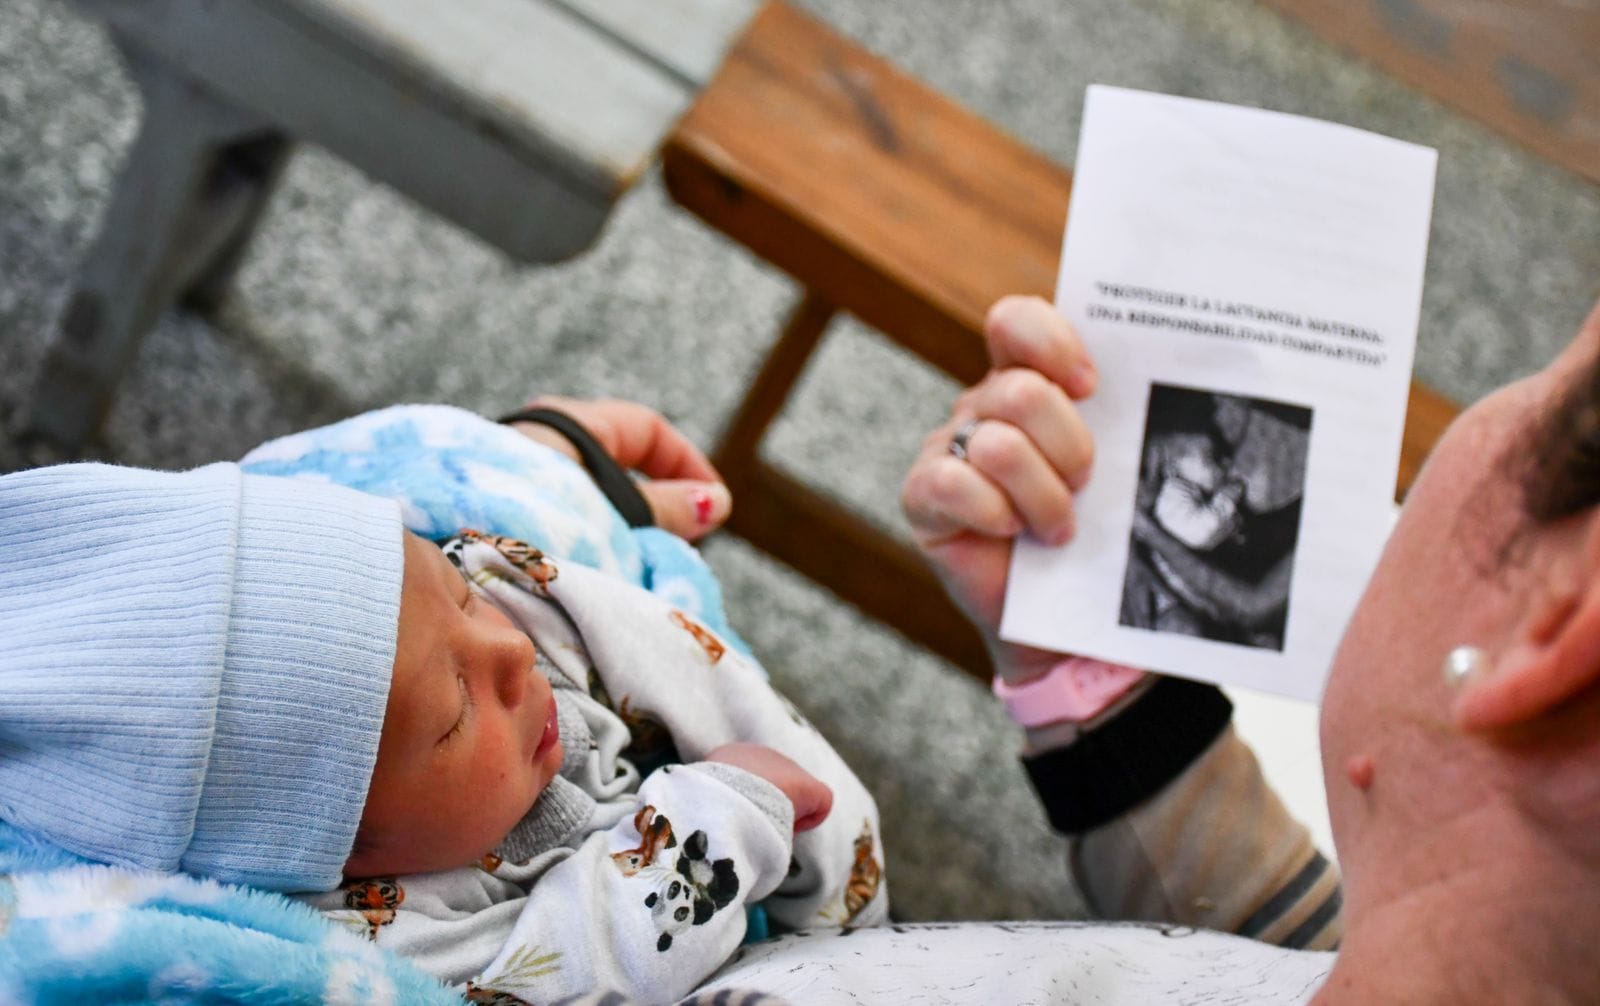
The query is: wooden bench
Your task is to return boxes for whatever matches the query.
[1262,0,1599,187]
[664,1,1459,681]
[32,0,757,449]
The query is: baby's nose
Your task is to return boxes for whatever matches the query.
[490,628,537,708]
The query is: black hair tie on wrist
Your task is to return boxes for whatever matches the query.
[498,406,655,529]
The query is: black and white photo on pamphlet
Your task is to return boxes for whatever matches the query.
[1001,85,1437,701]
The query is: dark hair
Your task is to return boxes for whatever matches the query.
[1519,351,1600,523]
[1460,340,1600,579]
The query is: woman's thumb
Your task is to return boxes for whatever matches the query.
[639,480,732,541]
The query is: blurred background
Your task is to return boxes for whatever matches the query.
[1,0,1596,921]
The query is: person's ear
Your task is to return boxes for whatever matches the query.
[1455,514,1600,732]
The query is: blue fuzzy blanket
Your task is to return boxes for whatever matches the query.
[241,404,751,659]
[0,823,459,1004]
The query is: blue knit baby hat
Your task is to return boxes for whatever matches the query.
[0,462,403,892]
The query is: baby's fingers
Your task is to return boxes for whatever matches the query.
[790,773,834,833]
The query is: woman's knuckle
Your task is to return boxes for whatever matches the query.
[993,369,1051,416]
[925,458,970,502]
[1066,430,1095,473]
[969,424,1023,476]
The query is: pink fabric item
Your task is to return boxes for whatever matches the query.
[992,658,1147,727]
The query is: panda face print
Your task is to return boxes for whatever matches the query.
[644,877,697,951]
[634,828,742,952]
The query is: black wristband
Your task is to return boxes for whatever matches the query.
[498,407,655,529]
[1021,676,1233,834]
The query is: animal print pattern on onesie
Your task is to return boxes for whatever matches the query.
[609,796,741,951]
[341,877,404,940]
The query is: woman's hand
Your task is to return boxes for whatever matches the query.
[900,296,1098,683]
[508,396,732,541]
[704,742,834,833]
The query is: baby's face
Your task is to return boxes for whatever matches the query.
[346,532,564,877]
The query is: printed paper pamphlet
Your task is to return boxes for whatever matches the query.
[1001,86,1437,701]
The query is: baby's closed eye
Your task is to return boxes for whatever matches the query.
[440,676,470,745]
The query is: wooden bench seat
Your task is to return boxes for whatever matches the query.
[664,1,1459,680]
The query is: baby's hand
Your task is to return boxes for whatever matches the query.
[704,742,833,833]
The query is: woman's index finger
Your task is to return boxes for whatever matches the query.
[983,295,1097,399]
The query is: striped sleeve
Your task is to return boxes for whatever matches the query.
[1062,724,1343,950]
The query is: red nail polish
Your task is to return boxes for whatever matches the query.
[692,490,714,525]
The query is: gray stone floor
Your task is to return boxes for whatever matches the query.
[1,0,1596,922]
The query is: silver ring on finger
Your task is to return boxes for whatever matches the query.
[948,419,982,461]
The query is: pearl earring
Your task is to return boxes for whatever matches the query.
[1441,645,1488,687]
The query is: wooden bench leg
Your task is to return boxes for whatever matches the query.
[28,42,288,450]
[715,290,994,678]
[713,291,837,471]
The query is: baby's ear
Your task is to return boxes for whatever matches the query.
[1455,516,1600,731]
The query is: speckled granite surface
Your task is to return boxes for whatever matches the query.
[1,0,1595,921]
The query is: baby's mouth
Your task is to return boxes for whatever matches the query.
[533,700,559,762]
